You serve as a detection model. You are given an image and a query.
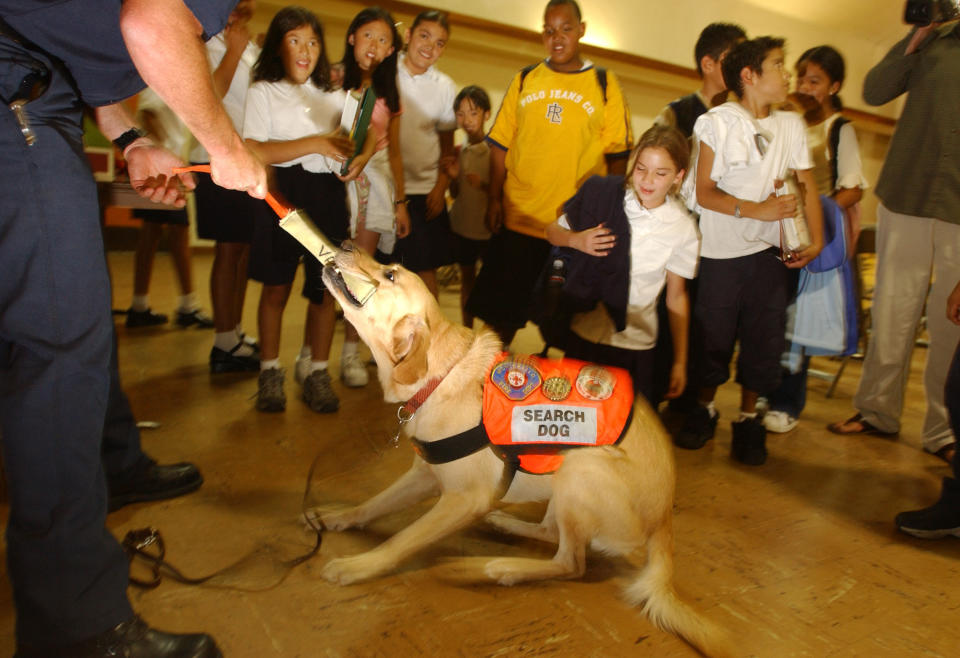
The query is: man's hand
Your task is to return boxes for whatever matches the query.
[126,142,194,207]
[209,138,267,198]
[223,16,250,55]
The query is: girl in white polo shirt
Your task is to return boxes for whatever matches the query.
[545,125,700,402]
[393,10,459,298]
[242,6,356,414]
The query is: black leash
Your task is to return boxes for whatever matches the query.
[123,458,326,590]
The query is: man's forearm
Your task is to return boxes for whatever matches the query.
[120,0,241,160]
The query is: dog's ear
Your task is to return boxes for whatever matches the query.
[392,314,430,386]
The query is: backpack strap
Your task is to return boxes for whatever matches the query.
[828,116,851,190]
[518,62,607,104]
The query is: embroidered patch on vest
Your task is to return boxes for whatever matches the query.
[575,365,616,401]
[490,358,542,401]
[542,375,572,401]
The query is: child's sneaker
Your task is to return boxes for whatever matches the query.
[763,410,798,433]
[895,478,960,539]
[731,416,767,465]
[302,370,339,413]
[256,367,286,412]
[674,405,718,450]
[341,352,369,387]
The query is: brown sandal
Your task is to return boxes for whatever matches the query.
[827,413,897,437]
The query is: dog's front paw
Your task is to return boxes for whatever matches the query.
[483,558,523,586]
[303,505,364,531]
[321,554,386,585]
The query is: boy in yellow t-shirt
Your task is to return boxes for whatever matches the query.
[466,0,633,346]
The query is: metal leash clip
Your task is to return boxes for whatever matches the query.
[392,406,415,446]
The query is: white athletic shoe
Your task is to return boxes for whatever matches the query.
[340,352,369,387]
[763,410,799,433]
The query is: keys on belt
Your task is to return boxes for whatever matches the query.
[9,67,50,146]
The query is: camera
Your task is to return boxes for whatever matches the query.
[905,0,960,25]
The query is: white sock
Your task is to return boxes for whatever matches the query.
[131,294,149,312]
[309,360,328,374]
[260,358,281,371]
[342,341,358,360]
[177,292,198,313]
[299,345,312,360]
[214,331,236,351]
[739,411,758,421]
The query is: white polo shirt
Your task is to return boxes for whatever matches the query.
[397,54,457,194]
[190,32,260,163]
[243,79,346,173]
[563,193,700,350]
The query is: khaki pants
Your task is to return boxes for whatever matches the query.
[854,204,960,451]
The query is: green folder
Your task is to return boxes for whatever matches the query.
[340,86,377,176]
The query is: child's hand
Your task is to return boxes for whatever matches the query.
[665,362,686,399]
[337,151,371,182]
[572,224,616,256]
[426,181,446,220]
[395,203,411,238]
[223,19,251,54]
[316,132,354,162]
[486,196,504,233]
[784,240,823,270]
[440,155,459,179]
[754,192,797,221]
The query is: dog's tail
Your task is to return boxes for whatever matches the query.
[624,519,734,658]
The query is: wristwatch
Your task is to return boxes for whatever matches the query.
[113,127,148,153]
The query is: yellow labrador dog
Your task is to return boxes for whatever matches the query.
[317,247,731,657]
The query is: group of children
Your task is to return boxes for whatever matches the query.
[179,0,867,468]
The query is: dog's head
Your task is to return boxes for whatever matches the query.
[322,245,445,392]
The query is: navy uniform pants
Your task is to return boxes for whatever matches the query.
[0,35,133,649]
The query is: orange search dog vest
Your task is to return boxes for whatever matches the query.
[483,353,634,474]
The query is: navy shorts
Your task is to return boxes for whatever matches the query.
[192,163,257,243]
[133,207,188,226]
[693,248,790,394]
[393,193,456,272]
[248,166,349,304]
[454,233,489,266]
[466,229,551,331]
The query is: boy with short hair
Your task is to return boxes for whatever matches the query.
[467,0,633,347]
[655,22,747,139]
[676,37,823,465]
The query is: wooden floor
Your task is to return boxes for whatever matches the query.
[1,250,958,657]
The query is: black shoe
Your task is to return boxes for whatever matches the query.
[673,405,718,450]
[17,615,221,658]
[108,461,203,512]
[731,416,767,465]
[176,308,215,328]
[125,308,168,328]
[209,343,259,373]
[896,478,960,539]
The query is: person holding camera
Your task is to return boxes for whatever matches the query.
[827,9,960,467]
